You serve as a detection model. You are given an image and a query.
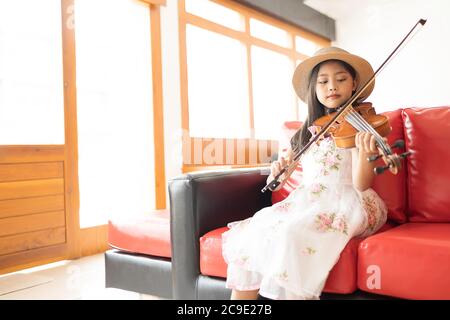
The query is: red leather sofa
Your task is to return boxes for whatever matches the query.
[105,106,450,300]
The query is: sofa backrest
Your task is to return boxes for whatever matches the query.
[272,108,408,223]
[403,107,450,222]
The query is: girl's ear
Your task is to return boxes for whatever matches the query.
[352,79,357,91]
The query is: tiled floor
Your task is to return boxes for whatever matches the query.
[0,253,162,300]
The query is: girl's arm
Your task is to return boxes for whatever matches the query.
[352,132,379,191]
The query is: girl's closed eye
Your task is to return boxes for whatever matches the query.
[337,78,347,82]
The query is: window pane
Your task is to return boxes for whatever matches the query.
[185,0,244,31]
[186,25,249,138]
[295,36,320,56]
[298,99,308,121]
[75,0,155,227]
[252,47,296,140]
[0,0,64,144]
[296,59,308,121]
[250,18,290,48]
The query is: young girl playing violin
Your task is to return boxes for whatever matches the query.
[222,47,388,300]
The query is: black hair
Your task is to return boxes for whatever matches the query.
[290,59,357,153]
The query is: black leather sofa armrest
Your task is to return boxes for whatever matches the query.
[168,167,272,299]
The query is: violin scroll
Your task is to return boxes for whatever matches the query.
[369,139,411,175]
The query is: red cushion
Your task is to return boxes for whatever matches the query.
[200,227,229,278]
[199,223,394,294]
[403,107,450,222]
[371,109,408,223]
[108,210,171,258]
[358,223,450,299]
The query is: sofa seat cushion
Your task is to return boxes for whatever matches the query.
[108,210,171,258]
[358,223,450,299]
[199,222,394,294]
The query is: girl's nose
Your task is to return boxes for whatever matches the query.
[328,80,337,91]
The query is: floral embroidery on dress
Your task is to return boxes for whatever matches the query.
[310,183,327,196]
[235,255,250,267]
[276,270,289,282]
[301,247,317,255]
[314,213,348,235]
[309,137,344,176]
[269,219,284,235]
[362,195,378,233]
[275,202,292,213]
[320,153,343,176]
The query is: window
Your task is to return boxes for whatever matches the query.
[185,0,244,31]
[75,0,155,227]
[0,0,64,144]
[179,0,329,169]
[250,18,290,49]
[296,36,322,56]
[186,24,249,139]
[252,46,295,140]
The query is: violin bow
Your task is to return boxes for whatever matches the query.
[262,18,427,193]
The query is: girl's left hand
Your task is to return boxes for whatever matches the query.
[355,132,378,154]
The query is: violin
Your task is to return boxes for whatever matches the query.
[313,103,391,149]
[312,102,409,176]
[262,18,427,193]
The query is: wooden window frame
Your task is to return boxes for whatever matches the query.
[178,0,330,173]
[64,0,166,259]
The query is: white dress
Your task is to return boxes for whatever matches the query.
[222,137,387,300]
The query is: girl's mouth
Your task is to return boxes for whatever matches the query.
[327,94,341,100]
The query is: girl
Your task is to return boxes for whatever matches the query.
[221,47,388,300]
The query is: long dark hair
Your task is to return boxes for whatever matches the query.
[290,59,357,153]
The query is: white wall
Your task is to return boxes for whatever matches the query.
[326,0,450,112]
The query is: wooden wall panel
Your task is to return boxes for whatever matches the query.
[0,162,63,182]
[0,195,65,219]
[0,244,67,275]
[0,211,65,237]
[0,227,66,256]
[0,178,64,201]
[0,146,64,164]
[0,150,67,270]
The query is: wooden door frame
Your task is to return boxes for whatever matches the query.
[62,0,167,259]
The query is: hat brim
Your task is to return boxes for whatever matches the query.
[292,52,375,103]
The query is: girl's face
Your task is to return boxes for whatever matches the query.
[315,61,357,110]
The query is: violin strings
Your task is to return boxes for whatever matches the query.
[350,111,388,152]
[345,112,385,149]
[345,111,390,154]
[346,112,380,140]
[344,112,383,150]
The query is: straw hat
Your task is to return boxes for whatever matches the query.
[292,47,375,103]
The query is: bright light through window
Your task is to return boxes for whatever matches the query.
[252,46,296,140]
[0,0,64,144]
[186,24,249,139]
[250,18,290,48]
[296,36,320,56]
[185,0,244,31]
[75,0,155,227]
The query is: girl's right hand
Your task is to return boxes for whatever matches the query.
[269,155,291,182]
